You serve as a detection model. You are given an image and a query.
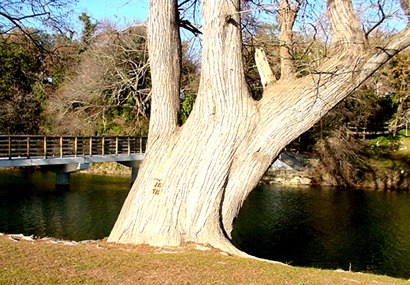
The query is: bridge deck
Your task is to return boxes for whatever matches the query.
[0,135,147,167]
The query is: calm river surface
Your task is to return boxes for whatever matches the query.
[1,170,410,279]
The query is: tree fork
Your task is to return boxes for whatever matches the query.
[109,0,410,255]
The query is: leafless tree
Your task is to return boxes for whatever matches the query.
[107,0,410,256]
[0,0,76,50]
[46,23,150,135]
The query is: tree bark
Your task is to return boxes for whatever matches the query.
[146,0,180,141]
[109,0,410,254]
[277,0,300,80]
[109,0,254,250]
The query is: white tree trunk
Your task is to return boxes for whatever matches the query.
[109,0,410,254]
[109,0,254,250]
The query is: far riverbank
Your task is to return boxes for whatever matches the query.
[81,157,410,190]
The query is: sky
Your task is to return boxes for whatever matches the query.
[75,0,148,27]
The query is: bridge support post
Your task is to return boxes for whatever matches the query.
[56,172,71,185]
[118,161,142,184]
[131,167,138,184]
[43,163,90,186]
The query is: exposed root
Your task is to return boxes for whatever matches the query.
[202,234,289,266]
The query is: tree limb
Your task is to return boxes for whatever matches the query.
[364,0,387,39]
[277,0,302,80]
[400,0,410,26]
[255,47,276,87]
[327,0,365,55]
[0,11,47,52]
[147,0,181,140]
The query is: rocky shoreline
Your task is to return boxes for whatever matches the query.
[0,232,96,245]
[262,151,410,190]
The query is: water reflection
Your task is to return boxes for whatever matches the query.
[0,170,129,241]
[231,185,410,279]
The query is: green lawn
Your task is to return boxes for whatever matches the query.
[0,236,408,285]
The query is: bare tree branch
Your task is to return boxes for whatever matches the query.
[46,24,151,135]
[364,0,387,38]
[0,0,75,52]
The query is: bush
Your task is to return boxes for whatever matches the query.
[368,135,402,154]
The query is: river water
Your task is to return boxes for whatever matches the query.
[0,170,409,279]
[0,170,129,241]
[232,185,410,279]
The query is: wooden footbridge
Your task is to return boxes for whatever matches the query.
[346,123,408,139]
[0,135,147,185]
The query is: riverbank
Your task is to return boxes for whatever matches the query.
[83,159,409,190]
[261,147,410,190]
[81,162,131,176]
[0,234,407,285]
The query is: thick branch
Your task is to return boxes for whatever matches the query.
[400,0,410,26]
[222,25,410,236]
[147,0,181,141]
[191,0,252,115]
[327,0,365,54]
[277,0,301,80]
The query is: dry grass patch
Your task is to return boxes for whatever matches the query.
[0,235,407,284]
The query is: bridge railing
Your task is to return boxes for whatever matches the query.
[0,136,147,160]
[346,123,390,139]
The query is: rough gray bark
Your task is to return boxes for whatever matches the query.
[277,0,301,80]
[109,0,410,254]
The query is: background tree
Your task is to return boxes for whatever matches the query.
[45,23,150,136]
[106,0,410,254]
[0,0,76,48]
[386,50,410,135]
[0,29,46,134]
[78,12,98,52]
[180,41,200,123]
[0,0,79,134]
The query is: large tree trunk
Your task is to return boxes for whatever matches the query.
[109,0,254,251]
[108,0,410,253]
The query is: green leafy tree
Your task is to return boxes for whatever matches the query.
[78,12,98,52]
[0,28,81,134]
[0,0,81,134]
[0,30,43,134]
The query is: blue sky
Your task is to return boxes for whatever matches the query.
[75,0,148,26]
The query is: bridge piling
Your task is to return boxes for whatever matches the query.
[56,172,70,185]
[47,163,91,186]
[131,167,138,184]
[118,160,142,184]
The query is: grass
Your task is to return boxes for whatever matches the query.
[0,235,408,285]
[368,135,410,168]
[395,137,410,156]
